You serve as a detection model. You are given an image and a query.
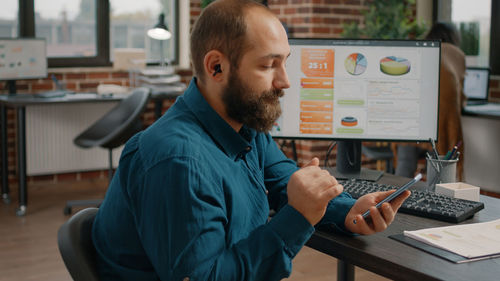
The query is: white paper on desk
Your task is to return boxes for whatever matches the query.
[404,218,500,258]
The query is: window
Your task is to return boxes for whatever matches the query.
[0,1,19,37]
[35,0,97,57]
[13,0,178,68]
[436,0,499,74]
[110,0,178,65]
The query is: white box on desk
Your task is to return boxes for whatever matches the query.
[435,182,480,202]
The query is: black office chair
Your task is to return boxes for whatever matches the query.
[63,87,151,215]
[58,207,99,281]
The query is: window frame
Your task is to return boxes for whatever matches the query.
[433,0,499,75]
[490,0,499,75]
[18,0,179,68]
[19,0,110,67]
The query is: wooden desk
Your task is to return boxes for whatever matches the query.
[0,93,122,216]
[307,173,500,281]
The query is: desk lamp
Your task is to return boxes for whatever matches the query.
[147,13,172,68]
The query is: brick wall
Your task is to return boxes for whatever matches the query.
[490,76,500,101]
[190,0,368,39]
[269,0,366,38]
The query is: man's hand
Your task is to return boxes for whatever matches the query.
[287,157,344,226]
[344,190,411,235]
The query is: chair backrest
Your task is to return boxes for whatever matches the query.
[58,207,100,281]
[74,87,151,149]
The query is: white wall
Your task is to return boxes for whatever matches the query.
[462,115,500,193]
[177,0,190,69]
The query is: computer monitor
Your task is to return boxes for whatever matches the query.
[463,67,490,104]
[271,38,441,180]
[0,38,47,94]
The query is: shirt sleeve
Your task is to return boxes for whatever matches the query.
[260,134,356,235]
[261,134,298,212]
[318,193,356,235]
[131,155,314,281]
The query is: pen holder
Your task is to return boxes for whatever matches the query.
[426,156,458,191]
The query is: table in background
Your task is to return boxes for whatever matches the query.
[149,82,185,119]
[0,93,124,216]
[307,173,500,281]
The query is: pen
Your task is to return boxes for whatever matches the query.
[448,140,462,160]
[429,138,439,159]
[426,151,441,187]
[426,152,432,160]
[444,150,452,160]
[426,152,440,173]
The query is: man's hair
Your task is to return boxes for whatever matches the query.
[190,0,269,82]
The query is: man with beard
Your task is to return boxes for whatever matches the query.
[92,0,410,280]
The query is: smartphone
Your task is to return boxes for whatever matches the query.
[354,173,422,224]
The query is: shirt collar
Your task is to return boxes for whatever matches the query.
[183,78,257,160]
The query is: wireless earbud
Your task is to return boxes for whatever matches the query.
[213,64,222,76]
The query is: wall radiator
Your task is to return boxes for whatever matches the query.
[26,102,124,175]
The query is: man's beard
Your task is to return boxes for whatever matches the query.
[221,72,284,132]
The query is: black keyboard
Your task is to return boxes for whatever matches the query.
[339,179,485,223]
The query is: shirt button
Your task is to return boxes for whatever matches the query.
[245,146,252,152]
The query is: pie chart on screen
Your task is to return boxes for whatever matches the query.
[380,56,411,75]
[344,53,367,75]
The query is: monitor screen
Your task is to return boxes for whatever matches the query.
[271,38,441,143]
[0,38,47,80]
[463,67,490,100]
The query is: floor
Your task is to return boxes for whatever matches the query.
[0,179,389,281]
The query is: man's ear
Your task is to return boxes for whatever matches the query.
[203,50,228,82]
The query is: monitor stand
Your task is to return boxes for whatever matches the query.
[329,167,383,182]
[328,140,383,182]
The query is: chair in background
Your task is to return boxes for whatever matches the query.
[58,207,99,281]
[63,87,151,215]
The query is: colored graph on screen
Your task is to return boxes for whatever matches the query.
[299,48,335,135]
[380,56,411,75]
[344,53,367,75]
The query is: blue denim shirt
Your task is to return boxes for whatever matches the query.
[92,78,356,281]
